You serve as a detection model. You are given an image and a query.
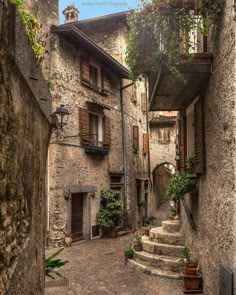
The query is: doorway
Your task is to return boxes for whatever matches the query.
[71,193,84,241]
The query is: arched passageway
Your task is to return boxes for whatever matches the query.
[152,163,175,226]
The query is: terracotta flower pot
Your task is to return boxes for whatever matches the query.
[134,244,142,251]
[184,264,198,275]
[144,229,150,236]
[181,272,202,293]
[108,229,117,238]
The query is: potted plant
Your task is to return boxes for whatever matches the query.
[179,247,202,293]
[185,156,195,175]
[143,216,155,236]
[133,234,143,251]
[96,189,122,238]
[139,199,147,209]
[144,224,152,236]
[124,243,134,263]
[163,174,197,202]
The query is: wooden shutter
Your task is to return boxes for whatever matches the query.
[104,116,111,149]
[79,108,90,145]
[143,133,148,154]
[133,126,139,152]
[194,97,205,174]
[102,72,110,94]
[179,115,186,172]
[141,93,147,113]
[80,56,89,85]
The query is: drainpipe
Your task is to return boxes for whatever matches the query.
[145,78,151,186]
[120,80,134,226]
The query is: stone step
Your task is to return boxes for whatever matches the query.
[162,220,181,233]
[133,250,183,273]
[149,227,184,246]
[117,230,133,237]
[127,259,180,280]
[142,237,184,257]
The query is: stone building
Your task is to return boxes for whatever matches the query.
[0,1,52,294]
[47,7,150,246]
[148,1,236,294]
[148,111,177,217]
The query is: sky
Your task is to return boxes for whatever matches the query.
[59,0,138,23]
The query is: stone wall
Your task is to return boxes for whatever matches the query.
[0,2,51,294]
[180,2,236,294]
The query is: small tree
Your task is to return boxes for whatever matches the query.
[96,190,122,230]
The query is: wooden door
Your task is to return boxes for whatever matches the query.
[71,193,83,241]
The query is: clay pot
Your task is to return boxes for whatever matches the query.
[144,229,150,236]
[181,272,202,293]
[184,264,198,275]
[134,244,142,251]
[105,229,117,238]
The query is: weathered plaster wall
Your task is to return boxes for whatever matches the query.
[181,2,236,294]
[0,2,51,294]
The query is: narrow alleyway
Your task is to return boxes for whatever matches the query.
[45,235,184,295]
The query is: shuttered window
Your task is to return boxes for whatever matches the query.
[133,126,139,152]
[158,128,170,144]
[143,133,148,155]
[141,93,147,113]
[178,115,186,172]
[80,56,110,95]
[194,96,205,174]
[79,108,111,150]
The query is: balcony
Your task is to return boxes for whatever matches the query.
[149,23,213,111]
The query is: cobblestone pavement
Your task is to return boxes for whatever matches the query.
[45,234,185,295]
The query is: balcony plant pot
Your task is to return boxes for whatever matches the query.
[134,243,142,251]
[181,272,203,293]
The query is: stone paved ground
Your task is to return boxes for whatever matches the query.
[45,234,185,295]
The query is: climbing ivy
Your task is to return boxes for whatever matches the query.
[13,0,45,63]
[125,0,224,80]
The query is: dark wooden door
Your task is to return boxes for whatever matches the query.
[71,193,83,241]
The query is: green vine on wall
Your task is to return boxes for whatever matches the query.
[12,0,45,63]
[125,0,224,80]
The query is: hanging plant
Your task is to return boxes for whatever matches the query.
[125,0,223,80]
[11,0,45,63]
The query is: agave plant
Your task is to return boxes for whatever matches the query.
[45,247,69,279]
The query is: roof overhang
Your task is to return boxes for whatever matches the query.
[149,53,213,111]
[51,25,129,79]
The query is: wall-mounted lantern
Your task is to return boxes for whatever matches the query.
[50,104,70,129]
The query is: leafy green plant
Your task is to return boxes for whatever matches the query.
[139,199,147,209]
[179,247,197,265]
[12,0,45,63]
[125,0,223,80]
[96,190,122,230]
[186,156,194,168]
[45,248,69,280]
[163,173,196,201]
[133,233,142,245]
[168,206,177,220]
[124,243,134,261]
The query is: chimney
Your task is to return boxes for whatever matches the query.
[62,4,79,23]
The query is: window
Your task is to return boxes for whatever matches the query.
[80,56,110,94]
[178,96,205,174]
[158,128,170,144]
[79,108,111,149]
[141,93,147,113]
[89,112,103,147]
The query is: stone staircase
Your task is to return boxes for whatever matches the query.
[128,220,184,279]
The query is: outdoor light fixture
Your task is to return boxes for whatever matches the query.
[50,104,70,129]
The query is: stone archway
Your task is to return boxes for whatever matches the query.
[151,162,175,226]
